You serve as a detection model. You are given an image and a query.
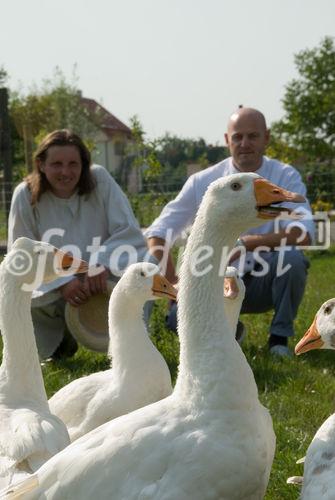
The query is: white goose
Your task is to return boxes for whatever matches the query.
[293,298,335,499]
[0,237,87,489]
[48,262,176,442]
[2,173,303,500]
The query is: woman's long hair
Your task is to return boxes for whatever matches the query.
[26,129,96,205]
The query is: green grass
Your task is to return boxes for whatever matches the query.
[244,248,335,499]
[1,248,335,498]
[0,211,7,241]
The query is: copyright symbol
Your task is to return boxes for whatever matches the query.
[5,249,33,276]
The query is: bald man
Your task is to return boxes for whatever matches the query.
[145,108,314,357]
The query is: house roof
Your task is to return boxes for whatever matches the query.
[81,97,132,139]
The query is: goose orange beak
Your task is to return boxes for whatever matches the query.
[152,274,178,300]
[295,317,324,355]
[254,178,305,219]
[54,249,89,275]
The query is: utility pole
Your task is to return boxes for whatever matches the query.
[0,87,12,223]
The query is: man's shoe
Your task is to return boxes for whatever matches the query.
[51,332,78,361]
[235,320,246,345]
[269,344,293,358]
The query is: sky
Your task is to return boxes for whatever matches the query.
[1,0,334,145]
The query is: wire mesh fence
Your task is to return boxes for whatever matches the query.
[0,168,334,248]
[300,169,335,207]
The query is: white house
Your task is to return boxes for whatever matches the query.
[81,97,132,175]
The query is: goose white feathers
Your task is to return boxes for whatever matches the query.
[2,173,304,500]
[294,298,335,499]
[48,262,175,441]
[0,237,87,488]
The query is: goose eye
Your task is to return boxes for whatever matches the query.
[231,182,242,191]
[324,306,332,315]
[140,271,145,277]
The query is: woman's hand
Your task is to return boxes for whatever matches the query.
[85,266,109,295]
[60,278,91,307]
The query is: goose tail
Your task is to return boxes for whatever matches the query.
[0,474,39,499]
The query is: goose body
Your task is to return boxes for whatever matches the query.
[2,173,306,500]
[48,262,175,441]
[0,238,87,488]
[294,298,335,499]
[299,414,335,499]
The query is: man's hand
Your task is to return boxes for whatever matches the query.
[228,226,311,265]
[60,278,91,307]
[228,248,243,265]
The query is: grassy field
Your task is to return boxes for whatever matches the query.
[1,248,335,498]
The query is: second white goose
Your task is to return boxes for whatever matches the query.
[48,262,176,442]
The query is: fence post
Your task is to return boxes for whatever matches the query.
[0,87,12,226]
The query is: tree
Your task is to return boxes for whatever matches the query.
[121,115,163,192]
[0,66,8,87]
[153,134,227,191]
[125,121,228,193]
[156,134,226,170]
[9,67,102,172]
[270,37,335,166]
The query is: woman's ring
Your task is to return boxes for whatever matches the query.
[74,296,80,301]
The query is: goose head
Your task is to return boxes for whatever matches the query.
[295,299,335,355]
[115,262,177,303]
[203,172,305,234]
[3,237,88,286]
[224,266,246,301]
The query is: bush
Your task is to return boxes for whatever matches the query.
[129,192,177,227]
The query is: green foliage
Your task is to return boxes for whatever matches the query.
[129,192,177,227]
[266,138,300,167]
[149,302,180,381]
[268,37,335,207]
[156,133,227,169]
[10,67,100,137]
[126,115,163,190]
[125,119,227,194]
[0,66,8,86]
[8,67,102,172]
[311,199,333,213]
[153,134,227,192]
[0,211,7,241]
[271,37,335,166]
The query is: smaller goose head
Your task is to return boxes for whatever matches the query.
[4,237,88,285]
[116,262,177,302]
[295,299,335,355]
[224,266,246,302]
[223,267,246,336]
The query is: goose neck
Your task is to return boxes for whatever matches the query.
[107,295,152,367]
[174,210,257,405]
[0,273,47,401]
